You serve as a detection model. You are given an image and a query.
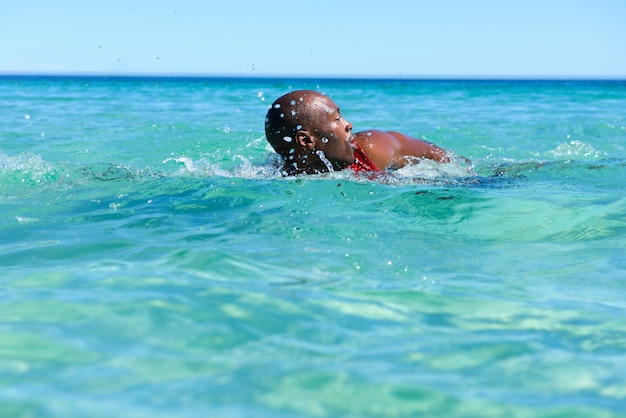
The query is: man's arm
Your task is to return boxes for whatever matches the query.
[389,131,450,165]
[354,130,449,170]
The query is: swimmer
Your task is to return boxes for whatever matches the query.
[265,90,451,175]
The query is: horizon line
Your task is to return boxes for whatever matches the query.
[1,72,625,82]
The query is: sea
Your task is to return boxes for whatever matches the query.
[1,76,625,417]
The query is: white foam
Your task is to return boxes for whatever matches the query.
[16,216,39,224]
[544,140,605,160]
[394,155,475,180]
[162,155,283,179]
[0,152,54,182]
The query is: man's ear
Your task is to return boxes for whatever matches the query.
[295,130,315,149]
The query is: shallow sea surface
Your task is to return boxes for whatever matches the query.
[1,76,625,417]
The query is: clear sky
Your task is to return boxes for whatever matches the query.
[2,0,625,78]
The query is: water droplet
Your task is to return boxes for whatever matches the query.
[24,114,30,120]
[274,103,281,109]
[283,136,292,142]
[321,137,329,144]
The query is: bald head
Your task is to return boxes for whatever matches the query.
[264,90,357,174]
[264,90,329,156]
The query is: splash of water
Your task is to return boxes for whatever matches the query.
[545,140,604,160]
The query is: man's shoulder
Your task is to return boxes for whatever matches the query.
[355,130,395,141]
[353,131,401,170]
[354,130,401,148]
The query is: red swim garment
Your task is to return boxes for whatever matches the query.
[350,143,379,172]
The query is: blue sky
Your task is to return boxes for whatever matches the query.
[2,0,625,78]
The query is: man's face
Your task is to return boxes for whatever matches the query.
[311,96,356,170]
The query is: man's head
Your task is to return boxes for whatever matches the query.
[265,90,356,174]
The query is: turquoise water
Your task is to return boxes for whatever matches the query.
[1,76,626,417]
